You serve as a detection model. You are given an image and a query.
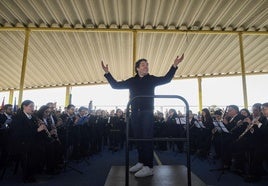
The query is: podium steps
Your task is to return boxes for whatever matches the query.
[105,165,207,186]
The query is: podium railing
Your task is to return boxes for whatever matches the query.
[125,95,191,186]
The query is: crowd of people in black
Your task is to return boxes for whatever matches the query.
[0,100,268,183]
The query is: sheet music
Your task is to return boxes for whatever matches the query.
[175,117,186,125]
[213,121,222,132]
[194,121,205,128]
[213,121,229,133]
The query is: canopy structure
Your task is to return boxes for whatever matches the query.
[0,0,267,108]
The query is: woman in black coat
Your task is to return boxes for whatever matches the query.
[9,100,47,183]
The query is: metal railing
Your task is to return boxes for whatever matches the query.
[125,95,191,186]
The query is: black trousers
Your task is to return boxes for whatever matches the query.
[131,110,154,168]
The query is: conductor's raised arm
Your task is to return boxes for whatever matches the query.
[101,61,109,74]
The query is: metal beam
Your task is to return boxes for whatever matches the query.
[198,77,203,113]
[238,33,248,108]
[0,26,267,35]
[132,30,137,76]
[8,90,14,104]
[65,85,72,106]
[18,29,30,105]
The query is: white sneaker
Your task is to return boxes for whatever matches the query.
[134,166,154,177]
[129,162,143,173]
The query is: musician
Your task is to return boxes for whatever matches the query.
[194,108,214,158]
[221,105,246,169]
[87,109,106,154]
[108,108,125,152]
[9,100,47,183]
[74,106,89,158]
[166,108,180,153]
[211,109,224,159]
[0,104,13,167]
[188,110,200,154]
[240,108,251,118]
[244,103,268,182]
[35,105,60,175]
[153,111,167,151]
[46,102,59,127]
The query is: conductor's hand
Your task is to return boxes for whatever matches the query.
[101,61,109,74]
[173,53,184,68]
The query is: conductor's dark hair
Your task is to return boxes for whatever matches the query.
[135,58,147,74]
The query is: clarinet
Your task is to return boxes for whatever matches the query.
[37,119,55,143]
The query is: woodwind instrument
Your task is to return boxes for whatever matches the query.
[229,119,243,133]
[237,116,259,141]
[37,118,55,143]
[237,123,254,141]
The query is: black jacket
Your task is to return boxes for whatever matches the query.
[104,66,177,112]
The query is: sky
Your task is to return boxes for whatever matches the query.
[0,74,267,114]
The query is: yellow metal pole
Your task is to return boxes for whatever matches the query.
[65,86,71,106]
[18,29,30,105]
[238,33,248,108]
[132,30,137,75]
[198,77,203,113]
[8,90,14,104]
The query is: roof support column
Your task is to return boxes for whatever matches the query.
[8,90,14,104]
[18,28,30,105]
[132,30,137,75]
[65,85,72,106]
[198,77,203,113]
[238,32,248,108]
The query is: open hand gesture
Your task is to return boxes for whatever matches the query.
[101,61,109,73]
[173,54,184,67]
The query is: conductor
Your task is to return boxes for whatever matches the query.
[101,54,184,177]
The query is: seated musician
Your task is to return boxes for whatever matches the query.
[196,108,214,157]
[211,109,226,159]
[244,102,268,182]
[166,109,184,152]
[188,110,200,154]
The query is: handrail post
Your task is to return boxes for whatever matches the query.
[125,95,191,186]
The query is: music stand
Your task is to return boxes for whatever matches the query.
[62,119,83,174]
[209,120,230,181]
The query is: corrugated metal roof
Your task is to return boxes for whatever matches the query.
[0,0,267,91]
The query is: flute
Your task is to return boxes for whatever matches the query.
[237,117,259,141]
[237,123,254,140]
